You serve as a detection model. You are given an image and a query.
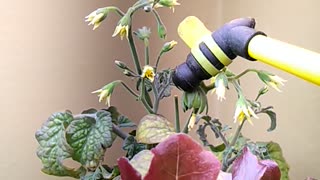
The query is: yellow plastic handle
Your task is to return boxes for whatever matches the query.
[248,35,320,86]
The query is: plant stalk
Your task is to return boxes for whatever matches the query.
[174,95,181,133]
[128,28,142,74]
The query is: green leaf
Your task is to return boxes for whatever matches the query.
[264,110,277,132]
[266,142,290,180]
[81,167,102,180]
[123,136,147,159]
[66,111,116,169]
[136,114,175,144]
[118,115,136,128]
[35,112,83,178]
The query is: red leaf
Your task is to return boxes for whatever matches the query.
[232,147,280,180]
[118,157,142,180]
[144,133,220,180]
[260,160,281,180]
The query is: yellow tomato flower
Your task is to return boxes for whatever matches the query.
[112,24,129,40]
[92,81,120,106]
[141,65,155,82]
[234,97,258,125]
[85,8,108,30]
[257,71,286,92]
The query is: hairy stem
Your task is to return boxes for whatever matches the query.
[230,120,245,147]
[155,52,163,72]
[112,124,129,140]
[174,95,181,133]
[182,112,193,134]
[229,69,258,80]
[144,39,150,65]
[120,81,139,98]
[109,6,125,17]
[140,78,154,114]
[128,28,142,74]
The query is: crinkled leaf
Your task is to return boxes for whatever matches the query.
[232,147,280,180]
[154,70,172,100]
[35,112,83,178]
[144,133,221,180]
[118,115,136,128]
[123,135,147,159]
[136,114,175,144]
[264,110,277,132]
[266,142,290,180]
[66,111,115,168]
[81,167,102,180]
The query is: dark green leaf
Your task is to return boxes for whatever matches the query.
[35,112,83,178]
[264,110,277,132]
[209,143,226,152]
[122,136,147,159]
[82,108,98,114]
[118,115,136,128]
[66,111,116,169]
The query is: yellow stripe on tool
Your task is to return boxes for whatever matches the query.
[202,35,232,66]
[191,46,219,76]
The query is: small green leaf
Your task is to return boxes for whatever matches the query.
[264,110,277,132]
[82,108,98,114]
[35,112,83,178]
[66,111,116,169]
[209,143,226,152]
[136,114,175,144]
[118,115,136,128]
[81,167,102,180]
[123,136,147,159]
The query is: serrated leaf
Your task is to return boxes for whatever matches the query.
[66,111,115,169]
[136,114,175,144]
[118,115,136,128]
[35,112,83,178]
[144,133,221,180]
[122,136,147,159]
[265,110,277,132]
[266,142,290,180]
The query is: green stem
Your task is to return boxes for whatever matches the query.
[120,81,139,98]
[174,95,180,133]
[230,120,245,147]
[128,28,142,74]
[229,69,258,80]
[152,82,159,113]
[200,81,215,93]
[154,52,163,72]
[152,9,163,28]
[140,78,154,114]
[144,39,150,65]
[109,6,125,17]
[182,112,193,134]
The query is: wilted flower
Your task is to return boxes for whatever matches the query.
[234,96,258,125]
[214,72,228,101]
[85,8,109,30]
[134,26,151,41]
[92,81,120,106]
[188,113,197,131]
[161,40,177,53]
[154,0,180,12]
[257,71,286,92]
[112,15,130,40]
[141,65,155,82]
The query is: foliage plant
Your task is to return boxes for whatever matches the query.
[35,0,290,179]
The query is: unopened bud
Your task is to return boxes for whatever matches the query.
[115,60,128,69]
